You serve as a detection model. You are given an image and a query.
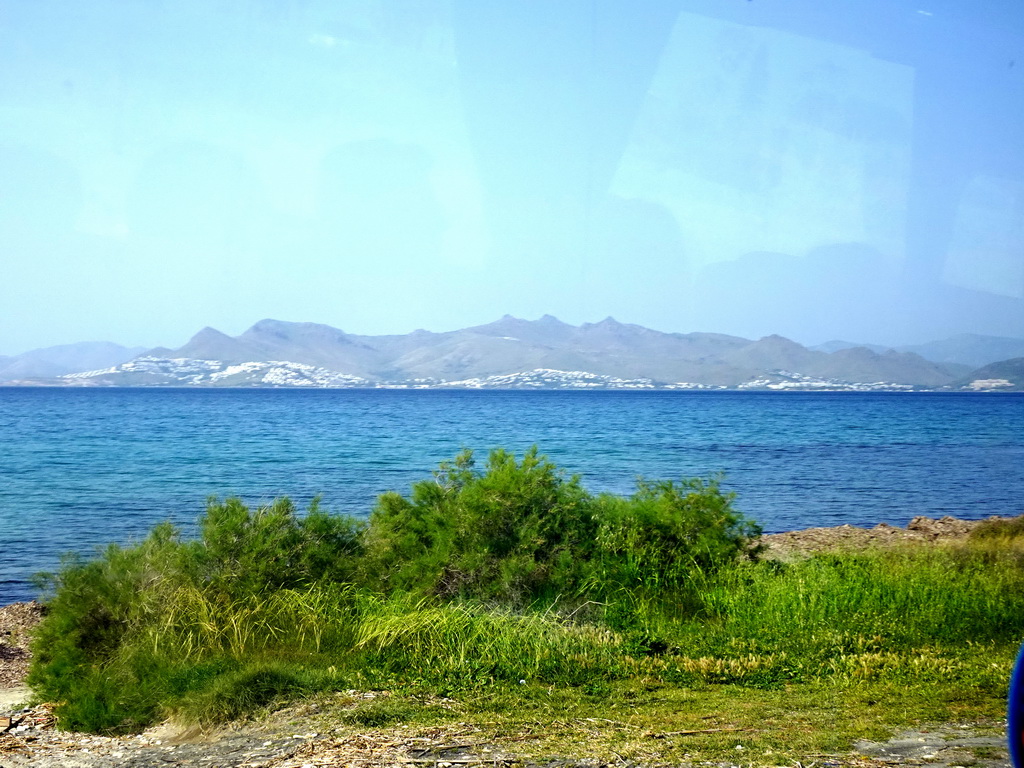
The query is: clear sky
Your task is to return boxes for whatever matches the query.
[2,0,1023,355]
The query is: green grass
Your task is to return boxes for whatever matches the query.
[261,677,1009,766]
[25,447,1024,746]
[436,678,1007,763]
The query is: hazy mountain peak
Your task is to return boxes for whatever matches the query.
[831,345,884,361]
[472,315,526,332]
[949,332,1017,342]
[189,326,233,343]
[173,327,253,362]
[723,334,818,373]
[247,318,290,334]
[473,314,576,336]
[812,339,892,355]
[245,319,347,336]
[896,334,1024,368]
[753,334,804,350]
[581,316,623,330]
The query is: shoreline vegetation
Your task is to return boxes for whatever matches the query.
[6,448,1024,765]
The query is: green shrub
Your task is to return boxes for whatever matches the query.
[589,477,761,604]
[361,448,598,603]
[969,514,1024,542]
[195,497,364,599]
[28,523,185,719]
[180,663,304,724]
[29,497,364,732]
[362,448,758,609]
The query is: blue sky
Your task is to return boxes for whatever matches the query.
[1,0,1022,355]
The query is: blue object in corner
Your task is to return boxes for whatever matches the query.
[1011,641,1024,768]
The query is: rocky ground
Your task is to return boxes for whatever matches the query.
[1,515,1015,768]
[759,514,988,560]
[0,603,41,691]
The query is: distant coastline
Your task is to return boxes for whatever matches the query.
[5,317,1023,391]
[6,356,1021,392]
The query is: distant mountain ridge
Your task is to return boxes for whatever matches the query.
[5,317,1022,390]
[952,357,1024,392]
[812,334,1024,369]
[1,316,976,389]
[0,342,145,382]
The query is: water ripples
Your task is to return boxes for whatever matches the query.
[1,388,1022,603]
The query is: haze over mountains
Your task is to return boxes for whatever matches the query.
[0,342,145,383]
[4,316,1023,390]
[811,335,1024,370]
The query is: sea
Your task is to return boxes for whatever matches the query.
[1,387,1022,605]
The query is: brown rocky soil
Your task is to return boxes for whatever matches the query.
[0,602,43,690]
[759,514,1000,560]
[2,515,1016,767]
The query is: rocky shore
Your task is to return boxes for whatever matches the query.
[759,514,987,560]
[1,515,1014,768]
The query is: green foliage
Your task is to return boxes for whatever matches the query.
[180,663,305,724]
[351,593,620,688]
[27,522,185,731]
[29,497,364,732]
[641,544,1024,689]
[196,497,363,599]
[362,448,599,602]
[362,447,755,609]
[26,447,1023,736]
[588,477,761,613]
[969,514,1024,542]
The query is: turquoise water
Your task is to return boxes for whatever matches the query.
[1,388,1022,604]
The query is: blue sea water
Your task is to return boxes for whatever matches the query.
[1,387,1022,604]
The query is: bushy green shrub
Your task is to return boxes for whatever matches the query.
[28,522,186,728]
[29,497,365,732]
[362,448,598,603]
[362,448,757,608]
[23,447,770,732]
[194,497,363,600]
[590,478,761,595]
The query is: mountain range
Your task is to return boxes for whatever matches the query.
[810,334,1024,369]
[4,316,1023,390]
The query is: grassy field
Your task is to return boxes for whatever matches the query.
[25,448,1024,764]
